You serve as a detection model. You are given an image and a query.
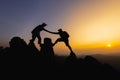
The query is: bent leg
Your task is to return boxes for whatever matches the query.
[53,38,63,46]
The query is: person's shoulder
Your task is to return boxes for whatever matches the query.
[35,26,40,29]
[63,31,68,33]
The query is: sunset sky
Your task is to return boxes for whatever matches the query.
[0,0,120,56]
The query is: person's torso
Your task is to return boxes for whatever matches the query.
[32,26,44,33]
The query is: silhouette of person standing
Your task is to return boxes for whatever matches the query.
[48,28,74,53]
[30,23,48,44]
[39,38,55,65]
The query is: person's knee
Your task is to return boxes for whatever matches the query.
[65,42,69,47]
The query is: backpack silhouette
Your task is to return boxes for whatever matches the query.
[62,31,69,38]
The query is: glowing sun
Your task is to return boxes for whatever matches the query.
[107,44,111,48]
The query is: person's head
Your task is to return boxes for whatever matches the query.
[44,38,53,46]
[58,28,63,32]
[41,22,47,27]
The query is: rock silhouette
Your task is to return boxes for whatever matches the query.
[0,36,120,79]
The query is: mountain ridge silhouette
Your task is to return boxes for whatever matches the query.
[0,36,120,79]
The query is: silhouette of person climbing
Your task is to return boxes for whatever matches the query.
[47,28,74,53]
[30,22,48,44]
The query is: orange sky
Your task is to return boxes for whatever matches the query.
[53,0,120,56]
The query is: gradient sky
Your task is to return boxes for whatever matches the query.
[0,0,120,56]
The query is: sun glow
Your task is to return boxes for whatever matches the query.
[107,43,111,48]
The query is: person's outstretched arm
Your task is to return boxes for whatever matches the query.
[43,28,59,34]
